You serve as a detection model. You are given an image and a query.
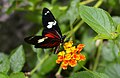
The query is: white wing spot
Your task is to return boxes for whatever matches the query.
[47,20,56,29]
[45,11,50,15]
[38,37,48,43]
[53,20,56,25]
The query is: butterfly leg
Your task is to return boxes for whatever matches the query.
[54,46,60,54]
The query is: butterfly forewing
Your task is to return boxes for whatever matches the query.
[42,8,62,36]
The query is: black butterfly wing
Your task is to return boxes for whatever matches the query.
[24,36,43,45]
[35,38,60,48]
[24,27,61,48]
[24,36,61,48]
[42,29,61,39]
[42,8,62,36]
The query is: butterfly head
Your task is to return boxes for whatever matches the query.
[61,35,66,43]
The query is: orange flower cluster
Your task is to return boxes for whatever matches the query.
[56,41,86,70]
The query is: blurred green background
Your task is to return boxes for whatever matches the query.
[0,0,120,78]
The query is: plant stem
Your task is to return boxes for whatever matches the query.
[93,40,102,71]
[94,0,103,8]
[30,54,49,75]
[80,0,95,5]
[82,66,91,72]
[55,66,62,77]
[59,0,95,11]
[82,66,101,78]
[65,20,84,41]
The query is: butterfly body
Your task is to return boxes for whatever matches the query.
[24,8,66,53]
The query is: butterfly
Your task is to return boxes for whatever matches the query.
[24,8,66,53]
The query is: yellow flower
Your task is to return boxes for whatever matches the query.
[56,41,86,70]
[58,51,65,56]
[56,51,65,64]
[64,53,71,60]
[64,41,73,50]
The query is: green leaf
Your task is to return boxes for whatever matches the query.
[79,5,116,39]
[31,73,39,78]
[117,24,120,33]
[112,16,120,25]
[0,53,10,74]
[104,64,120,78]
[69,71,109,78]
[10,72,25,78]
[0,73,9,78]
[31,73,45,78]
[10,45,25,73]
[101,40,119,62]
[38,54,57,75]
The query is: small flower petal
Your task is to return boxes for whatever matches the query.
[56,56,64,64]
[69,59,77,67]
[61,64,67,70]
[77,44,85,52]
[72,54,80,60]
[64,41,73,50]
[58,51,65,56]
[64,53,71,60]
[62,60,69,66]
[80,54,86,61]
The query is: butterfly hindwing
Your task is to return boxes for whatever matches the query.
[42,29,61,39]
[42,8,62,36]
[24,36,43,45]
[24,36,60,48]
[35,38,60,48]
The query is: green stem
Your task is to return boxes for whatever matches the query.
[70,22,74,40]
[55,66,62,77]
[80,0,95,5]
[65,20,84,41]
[93,40,102,71]
[82,66,101,78]
[94,0,103,8]
[30,54,49,75]
[82,66,93,73]
[59,0,95,11]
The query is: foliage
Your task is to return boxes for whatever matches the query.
[0,0,120,78]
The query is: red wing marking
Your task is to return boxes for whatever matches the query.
[43,29,60,39]
[45,32,59,39]
[41,41,59,47]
